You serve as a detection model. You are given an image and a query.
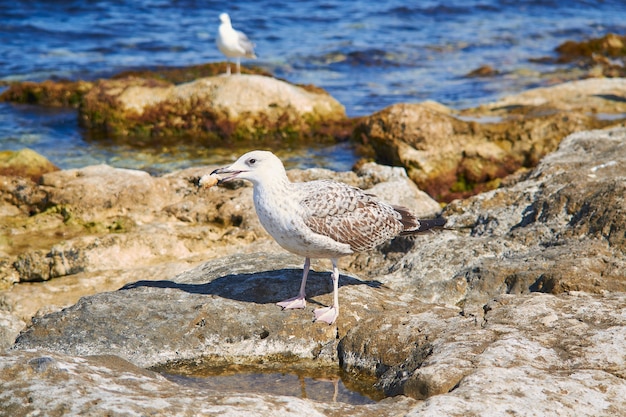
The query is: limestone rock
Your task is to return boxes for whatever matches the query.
[373,128,626,310]
[0,161,436,318]
[11,253,362,367]
[0,350,418,416]
[356,79,626,202]
[403,292,626,416]
[6,128,626,415]
[79,75,347,141]
[0,149,59,182]
[10,260,626,415]
[0,310,24,350]
[472,77,626,114]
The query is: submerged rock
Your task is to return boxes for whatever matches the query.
[0,149,59,182]
[553,33,626,77]
[0,79,93,107]
[0,63,349,146]
[0,63,268,108]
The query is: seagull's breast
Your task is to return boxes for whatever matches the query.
[253,185,352,258]
[217,26,246,57]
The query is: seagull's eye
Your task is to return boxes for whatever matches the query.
[248,158,256,166]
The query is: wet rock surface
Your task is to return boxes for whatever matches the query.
[1,65,349,146]
[0,350,418,417]
[551,33,626,78]
[3,127,625,415]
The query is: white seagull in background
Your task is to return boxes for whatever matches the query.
[216,12,256,75]
[209,151,445,325]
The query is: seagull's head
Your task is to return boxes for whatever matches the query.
[219,13,231,25]
[211,150,287,187]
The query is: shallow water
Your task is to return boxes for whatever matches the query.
[156,362,383,405]
[1,0,625,172]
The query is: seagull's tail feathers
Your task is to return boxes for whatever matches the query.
[393,205,446,235]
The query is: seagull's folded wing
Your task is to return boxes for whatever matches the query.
[236,30,256,57]
[298,180,404,252]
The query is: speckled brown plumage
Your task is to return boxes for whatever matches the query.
[210,150,443,324]
[298,180,415,253]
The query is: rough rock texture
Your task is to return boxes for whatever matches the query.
[6,128,626,416]
[403,292,626,416]
[0,311,24,350]
[0,63,272,108]
[79,74,347,141]
[9,260,625,415]
[0,160,438,322]
[11,253,364,367]
[0,350,418,417]
[356,78,626,201]
[0,79,94,107]
[467,77,626,115]
[364,127,626,311]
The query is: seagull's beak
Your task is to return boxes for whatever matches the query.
[211,166,245,185]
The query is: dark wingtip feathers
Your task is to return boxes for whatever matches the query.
[393,205,446,235]
[413,217,447,233]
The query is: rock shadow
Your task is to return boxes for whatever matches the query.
[593,94,626,103]
[121,268,382,305]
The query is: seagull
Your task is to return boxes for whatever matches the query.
[216,13,256,75]
[210,151,445,324]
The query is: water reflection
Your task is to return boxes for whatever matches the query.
[155,362,384,405]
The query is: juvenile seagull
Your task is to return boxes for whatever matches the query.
[216,13,256,75]
[211,151,444,324]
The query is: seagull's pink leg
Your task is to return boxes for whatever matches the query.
[277,257,310,310]
[314,258,339,324]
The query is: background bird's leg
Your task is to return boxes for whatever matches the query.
[236,57,241,74]
[314,258,339,324]
[277,257,310,310]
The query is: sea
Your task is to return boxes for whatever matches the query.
[1,0,625,173]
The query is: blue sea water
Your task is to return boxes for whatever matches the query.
[1,0,625,172]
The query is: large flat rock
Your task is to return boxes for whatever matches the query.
[7,128,626,415]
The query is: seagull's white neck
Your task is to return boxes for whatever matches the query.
[250,170,291,198]
[249,169,295,235]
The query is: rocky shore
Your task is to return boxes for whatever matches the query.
[1,63,626,415]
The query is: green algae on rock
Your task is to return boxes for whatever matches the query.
[0,149,59,182]
[78,74,348,143]
[0,63,349,145]
[0,80,94,108]
[356,79,626,202]
[112,62,272,84]
[554,33,626,77]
